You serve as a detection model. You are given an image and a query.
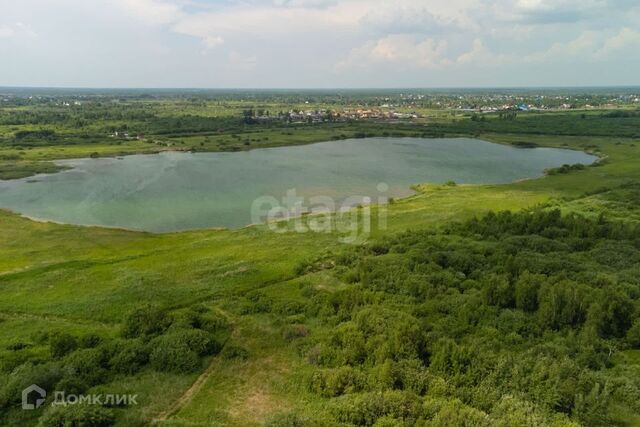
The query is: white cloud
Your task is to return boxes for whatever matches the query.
[526,31,599,62]
[273,0,339,9]
[596,28,640,58]
[337,36,516,71]
[113,0,183,26]
[203,35,225,49]
[0,0,639,87]
[524,28,640,63]
[360,6,462,35]
[0,22,37,39]
[0,26,15,39]
[455,39,510,66]
[337,35,452,70]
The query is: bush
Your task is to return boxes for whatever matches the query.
[265,412,329,427]
[172,307,209,330]
[333,390,423,426]
[63,348,110,387]
[310,367,361,397]
[79,333,103,349]
[149,330,219,373]
[50,334,78,359]
[514,272,544,312]
[425,398,490,426]
[199,310,230,334]
[150,343,199,374]
[273,301,306,316]
[182,329,220,356]
[108,339,150,375]
[38,404,115,427]
[626,319,640,348]
[283,324,309,341]
[219,344,249,360]
[121,305,172,338]
[0,362,63,408]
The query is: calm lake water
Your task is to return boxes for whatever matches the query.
[0,138,596,232]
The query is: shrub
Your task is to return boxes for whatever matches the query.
[170,310,202,330]
[63,348,110,387]
[199,311,230,334]
[150,342,199,374]
[38,404,115,427]
[0,362,63,407]
[273,300,306,316]
[149,330,219,373]
[79,333,103,349]
[333,390,423,426]
[425,398,490,426]
[108,339,150,375]
[283,324,309,341]
[429,339,474,378]
[50,334,78,359]
[241,291,273,314]
[482,274,514,309]
[6,341,31,351]
[121,305,172,338]
[182,329,220,356]
[54,376,88,396]
[627,319,640,348]
[394,359,428,395]
[265,412,327,427]
[310,367,361,397]
[219,344,249,360]
[514,272,544,312]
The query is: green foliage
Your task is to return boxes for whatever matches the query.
[0,362,63,408]
[121,305,172,338]
[626,320,640,348]
[310,366,363,397]
[219,343,249,360]
[332,391,424,426]
[149,329,219,373]
[283,324,310,341]
[62,348,111,388]
[514,271,543,312]
[300,209,640,425]
[37,404,115,427]
[546,163,586,175]
[108,339,150,375]
[50,333,78,359]
[265,412,329,427]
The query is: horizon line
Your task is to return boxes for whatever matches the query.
[1,85,639,92]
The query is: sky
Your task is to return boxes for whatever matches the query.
[0,0,639,88]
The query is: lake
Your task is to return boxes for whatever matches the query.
[0,138,596,232]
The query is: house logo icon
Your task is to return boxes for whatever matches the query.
[22,384,46,410]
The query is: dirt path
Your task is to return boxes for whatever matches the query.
[152,357,221,424]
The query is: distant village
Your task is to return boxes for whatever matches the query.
[109,131,145,140]
[247,108,421,124]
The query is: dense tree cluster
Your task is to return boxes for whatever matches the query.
[267,210,640,426]
[0,305,233,425]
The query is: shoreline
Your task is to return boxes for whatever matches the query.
[0,136,599,235]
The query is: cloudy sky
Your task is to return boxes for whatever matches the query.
[1,0,639,88]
